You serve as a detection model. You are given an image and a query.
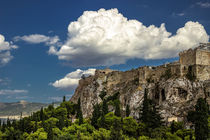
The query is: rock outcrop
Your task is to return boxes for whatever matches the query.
[70,44,210,123]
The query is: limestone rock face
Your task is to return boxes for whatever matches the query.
[70,68,210,123]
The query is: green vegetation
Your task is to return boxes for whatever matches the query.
[187,98,209,140]
[0,91,209,140]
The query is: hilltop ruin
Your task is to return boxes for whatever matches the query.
[70,43,210,124]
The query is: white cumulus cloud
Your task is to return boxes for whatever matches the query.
[14,34,60,46]
[51,68,96,90]
[0,34,18,65]
[49,8,209,67]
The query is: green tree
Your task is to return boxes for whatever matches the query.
[47,123,53,140]
[102,100,108,115]
[114,100,121,117]
[123,117,138,137]
[99,90,107,100]
[187,98,209,140]
[91,103,101,128]
[76,98,83,125]
[63,96,66,102]
[139,88,163,132]
[40,107,45,121]
[110,118,123,140]
[126,104,130,117]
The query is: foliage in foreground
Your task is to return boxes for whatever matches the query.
[0,93,209,140]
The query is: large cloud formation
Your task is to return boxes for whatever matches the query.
[0,34,18,65]
[51,68,95,90]
[49,8,209,67]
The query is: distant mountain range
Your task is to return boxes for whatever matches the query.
[0,100,60,117]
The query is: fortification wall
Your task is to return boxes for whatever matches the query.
[196,49,210,66]
[179,49,196,65]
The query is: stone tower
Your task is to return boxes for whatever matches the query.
[179,43,210,80]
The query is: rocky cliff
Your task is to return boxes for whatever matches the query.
[70,64,210,123]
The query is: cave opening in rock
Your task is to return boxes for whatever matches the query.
[161,89,166,101]
[155,92,159,99]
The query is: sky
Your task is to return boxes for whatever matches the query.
[0,0,209,103]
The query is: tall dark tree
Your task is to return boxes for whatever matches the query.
[126,104,130,117]
[114,100,121,117]
[187,98,209,140]
[76,98,83,125]
[40,107,45,121]
[102,100,108,115]
[140,88,150,123]
[139,88,162,129]
[91,103,101,128]
[63,96,66,102]
[6,118,11,127]
[170,121,175,134]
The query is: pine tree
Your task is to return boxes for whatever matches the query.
[187,98,209,140]
[91,103,101,128]
[126,104,130,117]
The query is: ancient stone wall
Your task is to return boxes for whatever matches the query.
[196,49,210,65]
[179,49,196,66]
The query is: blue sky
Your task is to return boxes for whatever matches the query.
[0,0,209,103]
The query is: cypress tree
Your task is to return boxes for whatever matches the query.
[140,88,150,123]
[6,118,11,127]
[40,107,44,121]
[102,100,108,115]
[114,100,121,117]
[170,120,175,134]
[63,96,66,102]
[91,103,101,128]
[187,98,209,140]
[126,104,130,117]
[76,98,83,125]
[140,88,162,129]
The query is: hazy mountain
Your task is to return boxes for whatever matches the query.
[0,100,55,117]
